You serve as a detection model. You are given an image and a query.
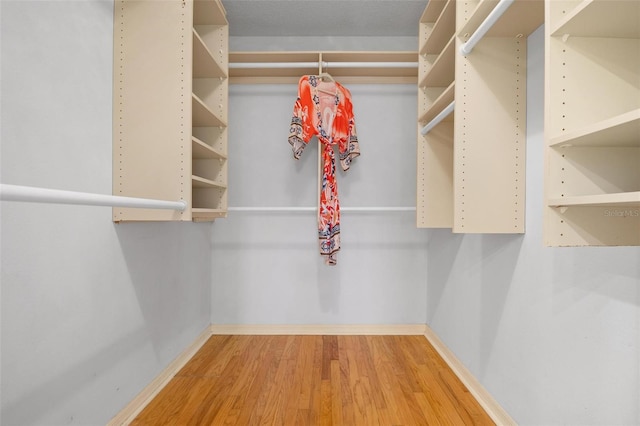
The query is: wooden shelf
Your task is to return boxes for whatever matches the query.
[544,0,640,246]
[420,0,447,24]
[549,109,640,148]
[229,51,417,84]
[419,81,455,124]
[458,0,543,39]
[192,175,226,189]
[421,0,456,55]
[549,192,640,208]
[192,136,226,159]
[194,0,227,26]
[321,51,417,81]
[550,0,640,38]
[193,29,226,78]
[192,208,227,221]
[192,94,225,127]
[419,35,455,88]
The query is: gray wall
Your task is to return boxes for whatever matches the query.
[211,82,428,324]
[213,33,428,326]
[1,1,212,424]
[426,27,640,425]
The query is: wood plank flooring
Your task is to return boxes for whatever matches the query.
[132,335,495,425]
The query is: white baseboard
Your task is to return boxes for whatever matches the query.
[209,323,428,335]
[107,326,212,426]
[423,326,516,426]
[108,323,513,426]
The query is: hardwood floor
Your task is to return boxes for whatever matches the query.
[132,335,495,425]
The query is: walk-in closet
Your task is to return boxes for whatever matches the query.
[1,0,638,424]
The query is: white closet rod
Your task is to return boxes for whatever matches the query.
[229,61,418,69]
[0,184,187,211]
[228,207,416,212]
[460,0,515,56]
[420,101,455,135]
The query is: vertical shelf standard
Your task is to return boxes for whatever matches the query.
[113,0,228,222]
[544,0,640,246]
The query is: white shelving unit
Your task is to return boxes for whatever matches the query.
[417,0,543,232]
[113,0,228,222]
[544,0,640,246]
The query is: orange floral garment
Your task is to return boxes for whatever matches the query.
[288,75,360,265]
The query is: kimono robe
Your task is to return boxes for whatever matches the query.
[288,75,360,265]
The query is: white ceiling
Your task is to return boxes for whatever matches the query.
[223,0,426,37]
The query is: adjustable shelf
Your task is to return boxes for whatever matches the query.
[228,51,418,84]
[194,0,226,25]
[549,0,640,38]
[114,0,228,222]
[419,81,455,124]
[459,0,545,39]
[548,192,640,208]
[193,136,226,159]
[192,208,226,221]
[192,176,226,189]
[417,0,543,232]
[544,0,640,246]
[419,0,447,54]
[192,94,226,127]
[192,174,226,221]
[419,35,455,88]
[193,30,226,78]
[549,109,640,148]
[421,0,456,55]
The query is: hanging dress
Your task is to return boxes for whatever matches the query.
[288,75,360,265]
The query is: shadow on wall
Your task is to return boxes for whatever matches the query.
[551,246,640,308]
[114,222,213,358]
[1,328,148,425]
[425,228,464,319]
[317,261,341,313]
[478,234,524,373]
[426,229,524,374]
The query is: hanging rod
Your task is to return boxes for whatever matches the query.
[228,206,416,212]
[0,184,187,211]
[229,62,319,69]
[229,61,418,69]
[460,0,515,56]
[420,101,455,135]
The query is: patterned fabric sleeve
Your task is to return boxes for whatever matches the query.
[338,87,360,171]
[288,76,312,159]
